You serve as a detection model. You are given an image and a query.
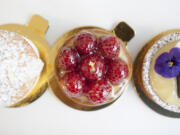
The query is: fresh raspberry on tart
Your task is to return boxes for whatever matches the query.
[98,35,120,59]
[80,54,106,81]
[57,47,79,70]
[74,31,97,55]
[106,58,129,85]
[61,72,85,97]
[87,79,112,104]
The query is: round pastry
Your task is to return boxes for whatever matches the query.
[0,30,44,106]
[133,30,180,117]
[49,23,134,110]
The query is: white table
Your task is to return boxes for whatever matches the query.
[0,0,180,135]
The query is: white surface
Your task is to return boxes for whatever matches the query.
[0,0,180,135]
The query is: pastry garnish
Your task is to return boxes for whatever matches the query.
[155,48,180,78]
[154,47,180,97]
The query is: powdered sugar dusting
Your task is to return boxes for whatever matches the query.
[142,32,180,113]
[0,30,44,106]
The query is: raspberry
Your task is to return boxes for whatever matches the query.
[62,72,85,97]
[87,79,112,104]
[106,58,129,85]
[98,35,120,59]
[80,55,106,80]
[57,47,79,70]
[74,32,97,54]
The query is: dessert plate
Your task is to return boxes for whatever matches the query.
[0,15,50,107]
[48,22,135,111]
[133,29,180,117]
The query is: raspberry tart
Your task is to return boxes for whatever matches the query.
[49,23,134,110]
[134,29,180,117]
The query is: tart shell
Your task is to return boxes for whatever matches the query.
[133,29,180,117]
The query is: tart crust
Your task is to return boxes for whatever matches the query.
[133,29,180,115]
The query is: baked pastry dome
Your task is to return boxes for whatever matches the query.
[0,30,44,106]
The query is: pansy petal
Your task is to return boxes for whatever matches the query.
[155,62,179,78]
[155,60,169,77]
[154,52,178,78]
[169,47,180,67]
[169,47,180,59]
[155,53,168,74]
[171,65,180,77]
[164,66,179,78]
[155,52,171,65]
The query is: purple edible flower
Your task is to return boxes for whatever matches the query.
[154,47,180,78]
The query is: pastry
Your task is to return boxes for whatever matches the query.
[133,30,180,117]
[49,23,134,110]
[0,30,44,106]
